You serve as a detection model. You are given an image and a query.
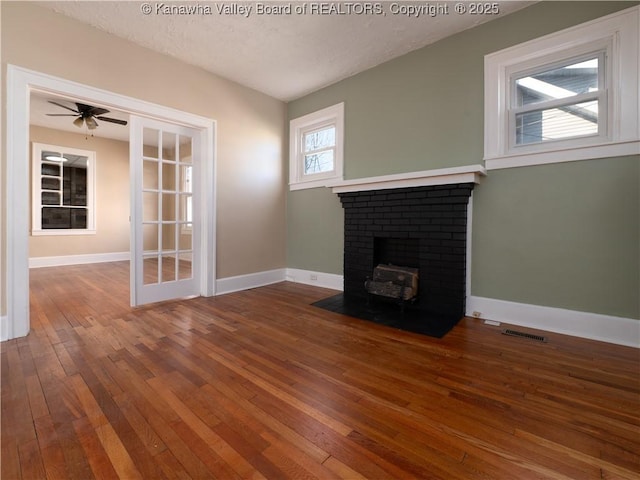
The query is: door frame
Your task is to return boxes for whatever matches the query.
[4,65,216,341]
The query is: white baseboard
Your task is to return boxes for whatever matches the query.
[467,296,640,348]
[215,268,287,295]
[215,267,343,296]
[285,268,343,291]
[29,251,130,268]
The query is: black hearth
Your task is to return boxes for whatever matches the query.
[313,183,475,337]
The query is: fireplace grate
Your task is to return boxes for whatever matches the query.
[501,329,547,343]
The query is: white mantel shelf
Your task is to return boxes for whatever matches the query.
[329,165,486,194]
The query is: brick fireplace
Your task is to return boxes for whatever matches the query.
[315,166,485,335]
[339,183,474,318]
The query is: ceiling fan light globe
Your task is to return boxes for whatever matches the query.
[73,117,84,128]
[86,117,98,129]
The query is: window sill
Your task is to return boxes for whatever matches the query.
[32,229,97,236]
[485,140,640,170]
[289,175,343,191]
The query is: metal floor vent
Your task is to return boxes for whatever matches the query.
[501,329,547,343]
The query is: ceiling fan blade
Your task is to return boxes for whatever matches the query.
[76,103,109,117]
[89,107,110,116]
[96,116,128,126]
[73,117,85,128]
[48,100,80,113]
[85,117,98,130]
[46,114,79,117]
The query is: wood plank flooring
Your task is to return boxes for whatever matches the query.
[2,261,639,479]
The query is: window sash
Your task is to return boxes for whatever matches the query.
[303,124,336,154]
[300,123,337,176]
[303,148,335,175]
[509,92,605,148]
[508,50,607,149]
[512,52,604,106]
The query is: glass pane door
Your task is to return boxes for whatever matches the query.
[131,117,200,306]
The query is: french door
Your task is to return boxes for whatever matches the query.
[130,116,201,306]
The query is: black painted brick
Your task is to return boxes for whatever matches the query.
[340,183,474,316]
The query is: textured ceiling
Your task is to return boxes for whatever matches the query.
[36,1,534,102]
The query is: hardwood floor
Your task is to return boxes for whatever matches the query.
[2,262,639,479]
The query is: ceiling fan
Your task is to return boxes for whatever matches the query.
[46,100,128,130]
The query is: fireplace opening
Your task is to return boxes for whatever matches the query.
[369,237,421,309]
[374,237,420,270]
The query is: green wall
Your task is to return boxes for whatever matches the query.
[472,156,639,319]
[287,1,639,319]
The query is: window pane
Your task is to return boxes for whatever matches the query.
[178,254,193,281]
[70,208,87,229]
[516,100,599,145]
[41,162,61,176]
[41,192,60,205]
[304,126,335,153]
[179,194,192,223]
[162,162,176,191]
[162,257,177,283]
[143,192,158,222]
[516,57,599,107]
[42,207,69,229]
[41,177,60,190]
[162,193,176,222]
[179,166,192,194]
[143,223,159,252]
[143,128,159,158]
[163,132,177,162]
[143,255,159,285]
[179,136,192,164]
[304,151,334,175]
[143,160,159,190]
[63,164,87,207]
[162,224,176,251]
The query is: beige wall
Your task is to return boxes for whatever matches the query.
[1,2,287,314]
[30,125,130,258]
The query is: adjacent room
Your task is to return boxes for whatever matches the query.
[2,1,638,478]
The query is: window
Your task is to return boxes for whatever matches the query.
[303,124,336,175]
[484,6,639,169]
[32,143,96,235]
[513,54,603,146]
[290,102,344,190]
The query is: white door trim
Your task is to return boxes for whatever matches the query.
[4,64,216,341]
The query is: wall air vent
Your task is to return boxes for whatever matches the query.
[501,329,547,343]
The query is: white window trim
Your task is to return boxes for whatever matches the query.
[484,6,639,170]
[289,102,344,190]
[32,142,97,235]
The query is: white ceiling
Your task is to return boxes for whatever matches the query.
[36,1,534,102]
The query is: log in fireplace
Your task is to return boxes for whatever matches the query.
[365,263,419,311]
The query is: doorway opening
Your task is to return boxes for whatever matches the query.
[4,65,216,341]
